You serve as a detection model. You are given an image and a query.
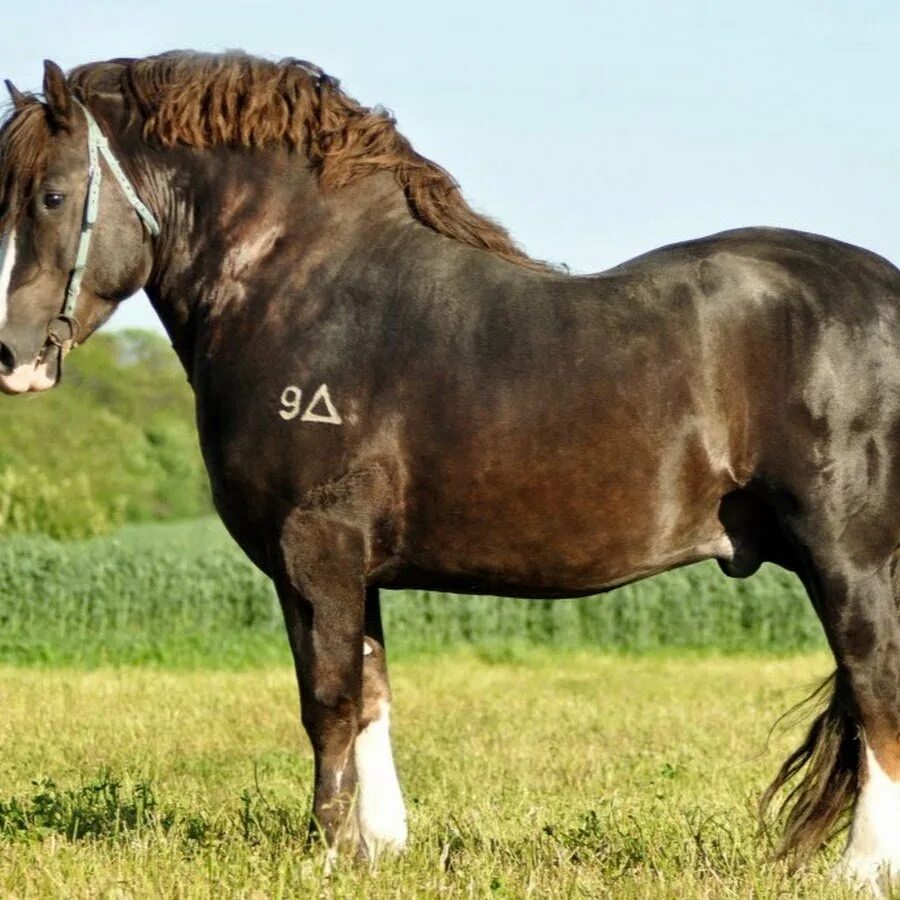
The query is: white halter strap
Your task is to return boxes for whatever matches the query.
[60,100,160,322]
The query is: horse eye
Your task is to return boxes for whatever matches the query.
[43,192,65,211]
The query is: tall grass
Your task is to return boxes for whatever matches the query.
[0,518,824,667]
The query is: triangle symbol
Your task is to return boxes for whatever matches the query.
[301,383,342,425]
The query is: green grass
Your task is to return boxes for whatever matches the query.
[0,518,853,896]
[0,518,825,667]
[0,652,863,898]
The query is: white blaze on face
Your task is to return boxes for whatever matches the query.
[0,229,57,395]
[355,699,408,855]
[840,743,900,893]
[0,229,17,329]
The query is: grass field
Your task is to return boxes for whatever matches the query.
[0,651,865,899]
[0,518,858,896]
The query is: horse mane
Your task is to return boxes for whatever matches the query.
[0,100,52,229]
[1,51,547,271]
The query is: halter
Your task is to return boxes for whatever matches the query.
[49,100,160,349]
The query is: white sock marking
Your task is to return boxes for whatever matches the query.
[0,230,17,329]
[840,744,900,893]
[355,700,407,855]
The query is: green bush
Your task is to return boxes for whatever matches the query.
[0,467,123,540]
[0,330,211,536]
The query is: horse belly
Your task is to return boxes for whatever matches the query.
[396,435,734,596]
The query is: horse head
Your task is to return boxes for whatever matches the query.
[0,60,156,393]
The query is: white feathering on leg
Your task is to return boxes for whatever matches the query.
[355,699,408,855]
[839,743,900,895]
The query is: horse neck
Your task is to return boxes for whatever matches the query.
[137,146,419,375]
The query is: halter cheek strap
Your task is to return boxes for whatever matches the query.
[54,100,160,344]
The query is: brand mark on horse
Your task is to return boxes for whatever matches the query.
[278,383,342,425]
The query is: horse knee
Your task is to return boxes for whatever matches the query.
[280,509,366,597]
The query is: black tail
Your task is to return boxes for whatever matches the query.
[759,669,860,865]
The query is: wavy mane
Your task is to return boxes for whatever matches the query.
[0,98,52,228]
[1,51,547,271]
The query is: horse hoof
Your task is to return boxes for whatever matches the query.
[833,856,900,898]
[360,810,408,859]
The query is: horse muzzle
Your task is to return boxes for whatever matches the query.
[0,341,62,394]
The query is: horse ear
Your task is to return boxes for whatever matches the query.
[4,79,27,111]
[42,59,72,131]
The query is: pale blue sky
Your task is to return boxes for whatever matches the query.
[1,1,897,333]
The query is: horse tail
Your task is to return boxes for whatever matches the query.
[759,668,860,866]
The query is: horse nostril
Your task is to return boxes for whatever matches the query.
[0,342,17,375]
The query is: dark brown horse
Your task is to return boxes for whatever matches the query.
[1,52,899,889]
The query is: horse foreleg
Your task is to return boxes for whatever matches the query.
[277,510,366,857]
[356,587,408,855]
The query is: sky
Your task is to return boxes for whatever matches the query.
[1,0,898,334]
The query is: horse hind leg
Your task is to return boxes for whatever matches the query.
[763,545,900,891]
[837,556,900,889]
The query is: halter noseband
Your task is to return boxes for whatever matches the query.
[50,100,160,350]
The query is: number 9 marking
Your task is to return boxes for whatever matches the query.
[279,385,302,420]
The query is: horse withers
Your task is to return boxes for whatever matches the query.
[1,53,899,889]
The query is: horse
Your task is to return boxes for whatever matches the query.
[1,51,899,890]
